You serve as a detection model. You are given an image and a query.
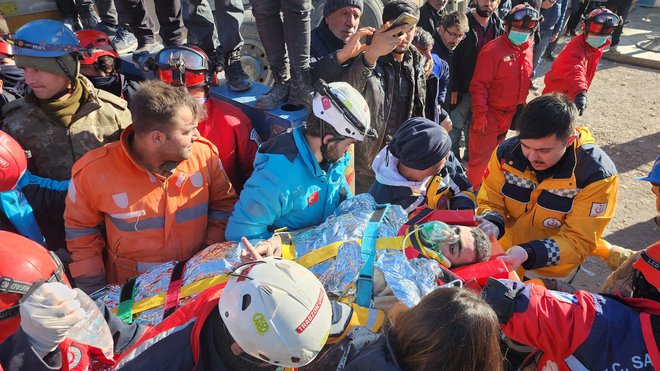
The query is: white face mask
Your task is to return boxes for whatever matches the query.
[195,97,208,104]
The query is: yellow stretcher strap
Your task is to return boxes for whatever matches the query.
[296,236,408,268]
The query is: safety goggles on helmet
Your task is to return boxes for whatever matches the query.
[507,5,541,30]
[585,9,621,36]
[155,46,211,88]
[313,80,376,142]
[0,251,66,321]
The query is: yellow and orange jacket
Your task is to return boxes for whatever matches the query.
[477,127,618,279]
[65,125,238,291]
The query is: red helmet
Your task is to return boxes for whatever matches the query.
[0,130,27,192]
[0,40,13,56]
[155,45,216,88]
[75,29,119,65]
[505,3,541,31]
[633,242,660,290]
[0,231,69,343]
[583,7,621,36]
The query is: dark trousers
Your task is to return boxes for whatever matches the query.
[606,0,633,47]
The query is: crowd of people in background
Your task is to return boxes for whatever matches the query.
[0,0,657,369]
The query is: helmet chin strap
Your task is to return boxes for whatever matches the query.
[48,56,77,101]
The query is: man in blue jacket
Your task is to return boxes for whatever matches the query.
[226,81,375,241]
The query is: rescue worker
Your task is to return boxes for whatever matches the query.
[0,131,68,252]
[154,45,259,192]
[466,3,538,189]
[542,7,621,115]
[637,155,660,227]
[2,20,132,181]
[477,93,618,282]
[225,80,376,241]
[481,240,660,370]
[0,38,27,119]
[64,80,238,293]
[369,116,475,214]
[0,242,335,371]
[75,29,124,98]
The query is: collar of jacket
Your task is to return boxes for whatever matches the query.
[317,20,346,52]
[503,134,578,180]
[293,126,346,178]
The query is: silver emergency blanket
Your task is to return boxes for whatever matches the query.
[94,194,445,325]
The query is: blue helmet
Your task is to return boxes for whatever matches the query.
[637,156,660,184]
[9,20,81,58]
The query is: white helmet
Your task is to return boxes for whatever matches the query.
[312,80,376,141]
[218,257,332,368]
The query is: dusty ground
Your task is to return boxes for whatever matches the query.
[527,7,660,292]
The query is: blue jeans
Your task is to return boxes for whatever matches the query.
[250,0,312,82]
[533,28,555,78]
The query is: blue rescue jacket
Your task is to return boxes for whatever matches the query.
[225,127,351,240]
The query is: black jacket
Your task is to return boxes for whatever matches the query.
[451,11,504,94]
[311,21,354,83]
[418,2,445,35]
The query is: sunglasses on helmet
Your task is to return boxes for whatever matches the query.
[587,12,621,35]
[156,46,208,71]
[509,7,540,30]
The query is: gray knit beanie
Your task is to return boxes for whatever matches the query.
[323,0,364,17]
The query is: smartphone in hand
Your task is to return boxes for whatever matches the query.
[387,12,419,35]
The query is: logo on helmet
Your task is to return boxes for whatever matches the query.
[253,313,269,335]
[296,288,325,334]
[321,96,332,111]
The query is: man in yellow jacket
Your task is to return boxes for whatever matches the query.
[477,93,618,281]
[64,81,238,293]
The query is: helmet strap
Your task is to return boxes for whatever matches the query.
[54,56,77,94]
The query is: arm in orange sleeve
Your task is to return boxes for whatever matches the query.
[482,279,596,359]
[476,149,508,235]
[469,46,497,133]
[64,168,108,293]
[205,154,239,245]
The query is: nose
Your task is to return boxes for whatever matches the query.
[347,15,358,28]
[192,127,200,141]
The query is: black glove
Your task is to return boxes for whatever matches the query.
[574,92,587,116]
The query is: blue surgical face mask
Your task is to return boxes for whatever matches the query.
[586,35,609,48]
[508,30,530,45]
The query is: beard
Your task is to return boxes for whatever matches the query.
[475,6,494,18]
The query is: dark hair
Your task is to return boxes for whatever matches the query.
[0,15,8,35]
[304,114,343,139]
[389,287,503,371]
[382,0,420,24]
[413,28,434,51]
[471,227,492,262]
[95,55,118,74]
[441,11,469,33]
[129,80,205,134]
[517,93,576,143]
[632,269,660,302]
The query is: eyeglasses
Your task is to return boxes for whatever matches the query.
[443,28,466,41]
[587,12,621,35]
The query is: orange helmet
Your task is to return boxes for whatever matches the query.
[633,241,660,290]
[0,130,27,192]
[583,7,621,36]
[0,231,69,343]
[75,29,119,65]
[0,40,13,56]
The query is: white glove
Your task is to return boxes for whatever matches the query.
[497,246,529,271]
[19,282,85,357]
[476,217,499,239]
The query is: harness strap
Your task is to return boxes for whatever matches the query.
[356,206,388,308]
[117,276,137,323]
[162,259,187,320]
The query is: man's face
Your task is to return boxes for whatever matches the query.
[392,25,417,55]
[429,0,449,12]
[439,24,466,50]
[325,137,356,163]
[475,0,499,18]
[520,134,572,171]
[0,53,14,65]
[440,226,479,267]
[22,67,70,100]
[158,105,200,162]
[400,155,448,182]
[325,6,362,43]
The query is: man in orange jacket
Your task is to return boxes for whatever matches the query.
[542,7,621,115]
[64,80,238,293]
[466,3,538,189]
[154,45,259,193]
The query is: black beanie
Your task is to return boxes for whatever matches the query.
[323,0,364,17]
[389,117,452,170]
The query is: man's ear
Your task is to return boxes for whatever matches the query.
[565,133,578,147]
[323,134,335,145]
[150,130,166,145]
